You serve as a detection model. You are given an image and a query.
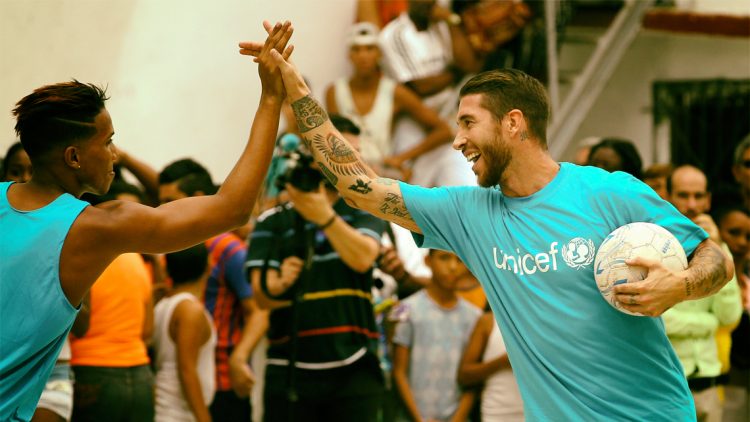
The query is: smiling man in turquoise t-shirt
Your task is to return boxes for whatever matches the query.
[250,40,736,420]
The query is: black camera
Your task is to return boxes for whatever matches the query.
[274,149,323,193]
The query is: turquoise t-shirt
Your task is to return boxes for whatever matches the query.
[400,163,707,421]
[0,182,88,421]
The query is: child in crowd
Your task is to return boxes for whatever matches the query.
[458,309,524,421]
[154,244,217,422]
[391,250,481,422]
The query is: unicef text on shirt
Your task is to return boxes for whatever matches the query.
[493,238,596,276]
[492,243,562,275]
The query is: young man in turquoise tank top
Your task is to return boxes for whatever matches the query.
[0,22,293,421]
[239,31,734,420]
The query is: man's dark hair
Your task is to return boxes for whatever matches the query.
[12,81,109,160]
[711,188,747,234]
[178,172,217,196]
[2,142,26,181]
[158,158,217,195]
[330,114,361,136]
[459,69,550,146]
[158,158,211,184]
[642,163,673,180]
[165,243,209,286]
[588,138,643,180]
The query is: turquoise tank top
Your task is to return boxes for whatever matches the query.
[0,182,88,421]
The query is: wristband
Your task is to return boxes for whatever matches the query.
[317,214,337,230]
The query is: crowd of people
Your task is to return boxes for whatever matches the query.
[1,2,749,422]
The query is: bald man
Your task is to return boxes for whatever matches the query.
[665,164,743,422]
[668,165,719,242]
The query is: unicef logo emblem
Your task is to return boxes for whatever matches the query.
[562,237,595,270]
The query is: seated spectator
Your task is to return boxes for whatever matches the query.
[391,250,481,422]
[154,244,217,422]
[587,137,643,179]
[326,22,453,181]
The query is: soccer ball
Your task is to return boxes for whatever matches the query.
[594,222,688,315]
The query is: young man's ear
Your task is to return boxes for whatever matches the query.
[64,146,81,170]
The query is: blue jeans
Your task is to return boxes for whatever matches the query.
[72,365,154,422]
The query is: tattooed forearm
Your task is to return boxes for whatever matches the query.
[312,133,369,177]
[292,95,328,133]
[348,179,372,194]
[316,162,338,186]
[379,192,412,219]
[685,241,728,298]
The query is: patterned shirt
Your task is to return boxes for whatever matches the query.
[246,200,385,368]
[392,290,481,420]
[204,232,251,391]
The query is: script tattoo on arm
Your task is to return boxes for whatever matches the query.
[292,95,328,133]
[379,192,412,219]
[311,133,369,177]
[685,241,728,298]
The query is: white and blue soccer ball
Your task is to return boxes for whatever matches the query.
[594,222,688,315]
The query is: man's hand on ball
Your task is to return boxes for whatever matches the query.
[613,256,685,317]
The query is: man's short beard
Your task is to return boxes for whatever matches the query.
[478,136,511,188]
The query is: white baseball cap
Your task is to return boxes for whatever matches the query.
[347,22,380,46]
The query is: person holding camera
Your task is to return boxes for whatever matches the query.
[246,115,387,421]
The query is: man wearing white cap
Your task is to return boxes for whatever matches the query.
[326,22,453,183]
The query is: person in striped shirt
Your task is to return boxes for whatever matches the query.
[247,116,386,422]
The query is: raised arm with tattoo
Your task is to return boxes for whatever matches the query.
[291,95,420,233]
[239,41,422,233]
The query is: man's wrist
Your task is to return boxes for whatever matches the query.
[317,213,337,230]
[229,352,249,365]
[259,93,283,106]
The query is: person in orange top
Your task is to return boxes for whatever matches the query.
[69,250,153,421]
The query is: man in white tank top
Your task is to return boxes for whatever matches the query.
[326,22,454,183]
[154,244,217,422]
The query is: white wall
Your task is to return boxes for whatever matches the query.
[0,0,357,181]
[566,30,750,165]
